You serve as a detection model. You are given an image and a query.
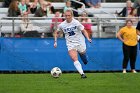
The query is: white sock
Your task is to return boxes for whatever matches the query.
[74,60,84,75]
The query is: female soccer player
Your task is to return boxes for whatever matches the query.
[54,9,92,78]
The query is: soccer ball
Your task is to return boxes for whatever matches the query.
[51,67,62,78]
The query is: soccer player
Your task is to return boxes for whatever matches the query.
[54,9,92,78]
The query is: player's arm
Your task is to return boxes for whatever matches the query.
[54,25,62,48]
[81,29,92,43]
[78,20,92,42]
[54,30,58,48]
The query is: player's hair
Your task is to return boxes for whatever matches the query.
[64,9,74,17]
[126,0,131,3]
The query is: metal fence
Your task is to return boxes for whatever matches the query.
[0,16,139,38]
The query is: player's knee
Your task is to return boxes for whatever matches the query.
[71,56,78,62]
[79,51,86,55]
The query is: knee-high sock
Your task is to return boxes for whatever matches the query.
[74,60,84,75]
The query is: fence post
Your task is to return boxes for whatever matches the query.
[115,24,119,38]
[97,18,101,38]
[12,18,15,37]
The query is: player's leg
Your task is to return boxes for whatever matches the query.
[68,49,87,78]
[78,51,88,65]
[78,43,88,65]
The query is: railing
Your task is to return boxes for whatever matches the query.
[0,17,139,38]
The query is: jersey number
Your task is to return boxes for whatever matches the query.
[68,31,75,36]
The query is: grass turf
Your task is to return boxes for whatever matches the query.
[0,73,140,93]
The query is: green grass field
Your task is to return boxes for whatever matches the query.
[0,73,140,93]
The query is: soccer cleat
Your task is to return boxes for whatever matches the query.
[122,70,127,73]
[132,70,137,73]
[79,53,88,65]
[81,74,87,79]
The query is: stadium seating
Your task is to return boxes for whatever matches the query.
[0,13,7,18]
[101,3,126,8]
[0,2,3,8]
[50,2,124,10]
[0,8,8,13]
[0,2,132,38]
[0,19,52,33]
[0,2,127,14]
[1,26,20,33]
[80,8,122,14]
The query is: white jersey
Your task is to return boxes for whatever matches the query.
[57,18,86,51]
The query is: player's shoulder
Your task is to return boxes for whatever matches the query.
[59,20,67,26]
[58,21,66,28]
[72,18,81,24]
[72,18,79,22]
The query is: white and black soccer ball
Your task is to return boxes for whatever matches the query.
[51,67,62,78]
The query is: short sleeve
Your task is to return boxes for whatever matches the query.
[77,21,84,31]
[118,27,124,35]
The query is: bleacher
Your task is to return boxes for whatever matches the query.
[0,19,52,34]
[0,2,127,14]
[0,2,130,38]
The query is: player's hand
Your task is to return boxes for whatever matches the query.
[54,42,57,48]
[88,38,92,43]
